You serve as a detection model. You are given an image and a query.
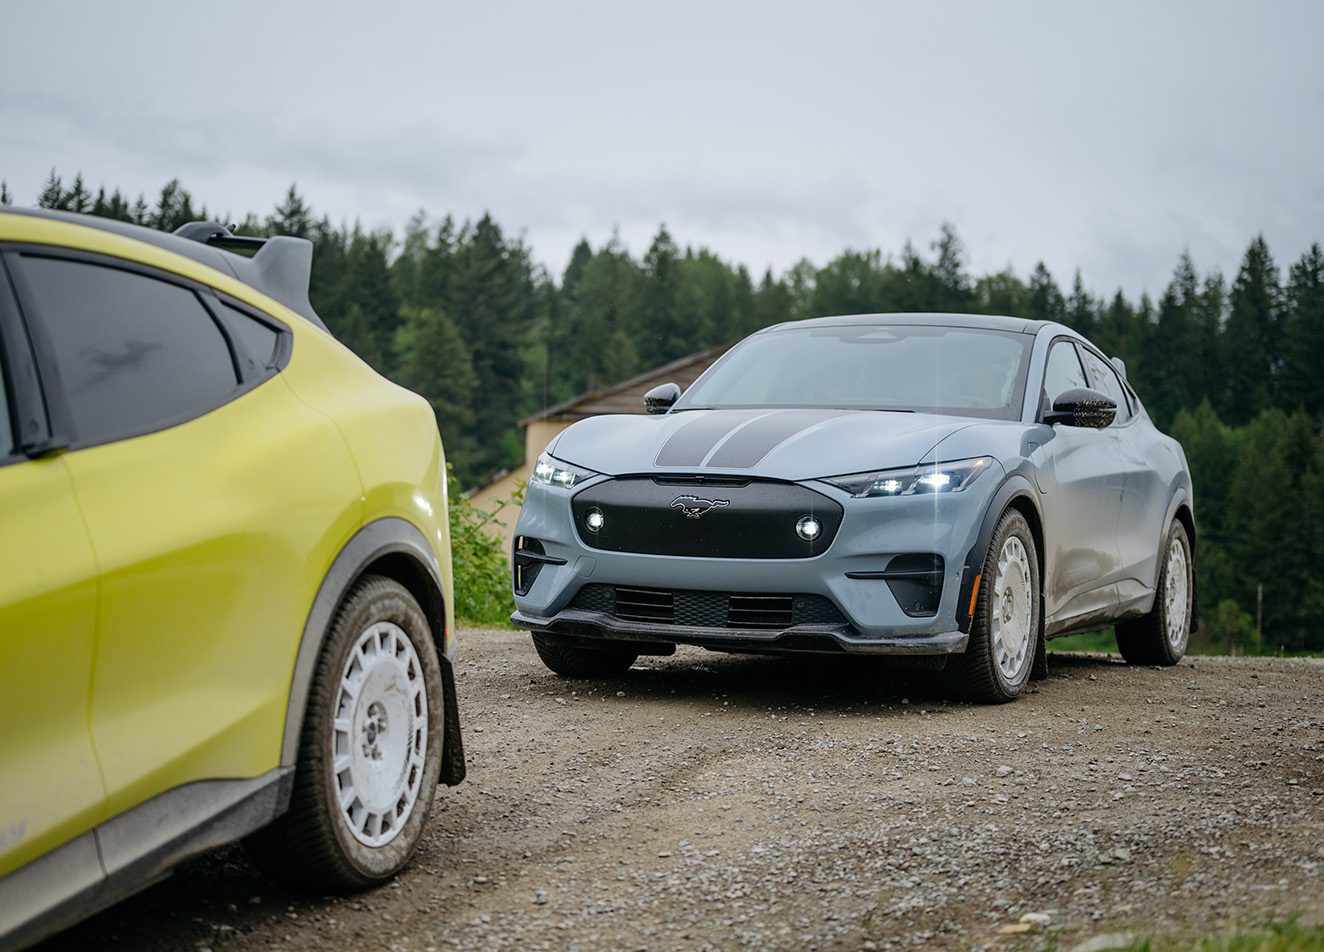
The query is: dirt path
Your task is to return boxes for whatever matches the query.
[40,630,1324,951]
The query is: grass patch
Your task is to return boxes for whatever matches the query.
[1047,628,1118,653]
[1118,920,1324,951]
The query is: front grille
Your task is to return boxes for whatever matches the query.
[570,476,843,559]
[615,587,674,623]
[569,584,847,631]
[728,594,794,629]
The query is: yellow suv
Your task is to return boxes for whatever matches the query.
[0,209,464,949]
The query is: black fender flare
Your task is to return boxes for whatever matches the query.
[956,475,1043,634]
[282,517,465,786]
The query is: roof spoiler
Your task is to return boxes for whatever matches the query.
[174,221,322,331]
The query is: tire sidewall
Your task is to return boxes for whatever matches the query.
[1157,522,1193,663]
[978,511,1040,699]
[312,580,445,881]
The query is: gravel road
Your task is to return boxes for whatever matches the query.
[40,629,1324,951]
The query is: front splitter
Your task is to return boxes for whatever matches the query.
[510,609,969,656]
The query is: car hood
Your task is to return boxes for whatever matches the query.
[548,408,980,482]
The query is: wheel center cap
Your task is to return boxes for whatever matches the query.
[1002,590,1014,623]
[361,700,389,761]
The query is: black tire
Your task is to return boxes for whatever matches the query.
[245,575,445,891]
[1116,521,1192,666]
[531,631,638,678]
[946,509,1041,704]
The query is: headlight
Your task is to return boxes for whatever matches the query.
[823,457,994,498]
[531,453,598,489]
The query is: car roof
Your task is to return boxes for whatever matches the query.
[760,312,1047,335]
[1,207,326,331]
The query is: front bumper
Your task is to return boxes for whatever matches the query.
[511,607,969,655]
[512,467,1004,657]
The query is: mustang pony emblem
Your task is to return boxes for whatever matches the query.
[670,495,731,519]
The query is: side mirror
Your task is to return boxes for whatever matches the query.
[1044,387,1116,428]
[644,382,681,414]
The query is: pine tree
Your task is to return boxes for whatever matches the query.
[562,239,593,301]
[444,214,537,479]
[972,269,1031,317]
[340,227,401,373]
[1222,235,1281,424]
[1281,243,1324,419]
[1094,290,1139,367]
[1226,409,1324,650]
[809,249,885,317]
[1192,272,1226,410]
[394,306,478,471]
[1027,262,1065,324]
[1148,252,1202,426]
[559,234,641,395]
[0,181,11,205]
[130,195,150,225]
[751,268,793,332]
[1169,401,1240,626]
[151,179,199,232]
[637,226,687,365]
[1064,270,1097,336]
[37,170,66,209]
[66,174,91,213]
[268,184,314,238]
[931,223,973,312]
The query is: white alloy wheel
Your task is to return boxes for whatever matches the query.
[991,536,1034,681]
[333,621,429,848]
[1163,536,1190,648]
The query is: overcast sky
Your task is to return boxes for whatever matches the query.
[3,1,1322,299]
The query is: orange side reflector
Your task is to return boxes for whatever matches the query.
[967,573,982,617]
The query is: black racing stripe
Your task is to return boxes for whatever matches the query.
[655,411,762,467]
[706,409,846,468]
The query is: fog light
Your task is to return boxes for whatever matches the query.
[585,507,605,532]
[796,514,821,541]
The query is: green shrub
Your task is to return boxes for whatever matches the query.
[1204,598,1262,655]
[447,465,519,627]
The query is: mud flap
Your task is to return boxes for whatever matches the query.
[439,657,466,786]
[1031,602,1049,681]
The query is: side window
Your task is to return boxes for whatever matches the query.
[1042,340,1088,409]
[20,257,238,446]
[1080,348,1132,424]
[215,300,281,377]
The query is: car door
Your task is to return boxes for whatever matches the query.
[1077,347,1164,603]
[1035,337,1129,631]
[8,249,363,823]
[0,271,105,881]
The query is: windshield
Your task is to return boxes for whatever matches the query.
[676,324,1032,420]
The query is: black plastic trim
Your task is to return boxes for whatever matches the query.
[0,770,292,952]
[512,608,969,656]
[957,477,1042,633]
[845,568,943,580]
[286,518,464,785]
[0,256,56,465]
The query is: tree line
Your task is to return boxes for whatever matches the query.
[11,171,1324,651]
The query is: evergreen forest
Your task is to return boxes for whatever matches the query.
[10,172,1324,653]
